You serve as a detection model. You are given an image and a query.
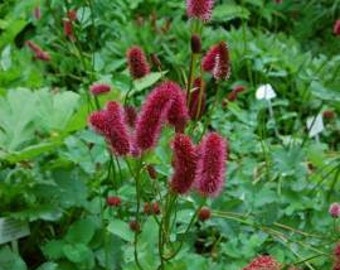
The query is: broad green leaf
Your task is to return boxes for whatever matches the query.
[0,246,27,270]
[35,262,58,270]
[65,218,96,244]
[62,243,92,264]
[107,220,134,242]
[42,240,65,260]
[0,88,37,151]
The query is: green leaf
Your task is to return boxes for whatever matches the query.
[213,4,250,22]
[132,72,167,93]
[42,240,65,260]
[35,262,58,270]
[107,220,134,242]
[0,246,27,270]
[36,89,80,132]
[310,81,340,102]
[65,218,96,244]
[0,88,37,151]
[62,243,92,264]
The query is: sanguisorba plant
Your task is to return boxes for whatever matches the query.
[88,0,230,268]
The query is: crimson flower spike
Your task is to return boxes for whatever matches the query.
[134,81,177,152]
[202,41,230,80]
[126,46,150,79]
[167,84,189,133]
[195,132,227,197]
[242,255,280,270]
[26,40,51,61]
[186,0,215,22]
[170,134,198,194]
[88,102,131,156]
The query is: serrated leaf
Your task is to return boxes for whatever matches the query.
[107,220,134,242]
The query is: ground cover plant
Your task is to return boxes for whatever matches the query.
[0,0,339,269]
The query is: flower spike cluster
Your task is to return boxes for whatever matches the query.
[186,0,215,21]
[170,132,227,197]
[26,40,50,61]
[135,81,189,151]
[202,41,230,80]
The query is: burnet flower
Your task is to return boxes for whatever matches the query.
[135,81,188,152]
[170,134,198,194]
[90,83,111,96]
[195,132,227,197]
[186,0,215,22]
[126,46,150,79]
[202,41,230,80]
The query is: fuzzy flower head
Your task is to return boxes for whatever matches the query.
[202,41,230,80]
[243,255,281,270]
[88,101,131,156]
[195,132,227,197]
[127,46,150,79]
[170,133,198,194]
[90,83,111,96]
[134,81,177,152]
[329,203,340,218]
[187,0,214,22]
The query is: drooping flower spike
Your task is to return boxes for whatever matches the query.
[135,81,188,152]
[170,134,198,194]
[88,101,130,156]
[202,41,230,80]
[186,0,215,22]
[126,46,150,79]
[195,132,227,197]
[26,40,51,61]
[90,83,111,96]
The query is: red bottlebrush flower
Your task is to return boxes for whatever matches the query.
[127,46,150,79]
[67,9,77,21]
[332,244,340,270]
[195,132,227,197]
[333,20,340,36]
[186,0,214,22]
[129,220,141,232]
[323,110,336,119]
[90,83,111,96]
[274,0,283,4]
[105,101,131,155]
[189,78,206,120]
[63,19,75,41]
[26,40,50,61]
[167,84,189,133]
[170,133,198,194]
[146,164,157,179]
[191,34,202,54]
[198,207,211,221]
[152,202,161,215]
[202,42,230,80]
[124,105,138,128]
[243,255,280,270]
[88,111,110,136]
[106,196,121,207]
[143,202,153,215]
[135,81,177,152]
[329,203,340,218]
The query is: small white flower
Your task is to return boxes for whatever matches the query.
[306,114,324,138]
[255,84,277,100]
